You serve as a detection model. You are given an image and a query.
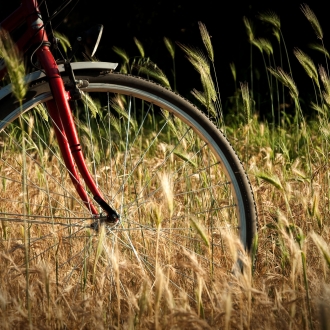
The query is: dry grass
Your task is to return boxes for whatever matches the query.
[2,7,330,328]
[0,104,246,329]
[1,127,330,329]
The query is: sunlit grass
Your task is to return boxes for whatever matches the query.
[2,4,330,329]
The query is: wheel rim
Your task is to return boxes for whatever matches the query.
[0,81,250,300]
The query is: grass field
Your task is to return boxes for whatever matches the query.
[1,5,330,330]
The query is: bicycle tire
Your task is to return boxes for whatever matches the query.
[0,72,257,299]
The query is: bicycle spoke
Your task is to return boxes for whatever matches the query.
[0,75,256,304]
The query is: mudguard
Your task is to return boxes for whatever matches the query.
[0,61,118,101]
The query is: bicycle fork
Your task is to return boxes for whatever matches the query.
[36,47,119,224]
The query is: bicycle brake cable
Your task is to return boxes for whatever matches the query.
[43,0,67,62]
[28,0,81,70]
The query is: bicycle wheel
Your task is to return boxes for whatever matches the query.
[0,72,257,299]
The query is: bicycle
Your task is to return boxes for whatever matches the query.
[0,0,257,299]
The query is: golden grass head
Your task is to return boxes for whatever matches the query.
[112,46,129,63]
[81,91,101,118]
[258,11,281,30]
[133,37,145,58]
[309,43,330,58]
[181,249,206,277]
[243,16,254,42]
[319,65,330,94]
[178,42,218,113]
[259,38,274,56]
[294,48,319,86]
[199,69,216,106]
[240,82,251,121]
[301,3,323,39]
[177,43,210,75]
[189,218,210,248]
[160,172,174,217]
[251,38,263,52]
[310,231,330,270]
[164,37,175,60]
[0,29,27,103]
[139,62,171,88]
[268,67,299,99]
[251,37,273,57]
[198,21,214,62]
[191,88,216,117]
[273,28,281,43]
[229,62,236,82]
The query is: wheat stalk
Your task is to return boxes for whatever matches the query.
[301,4,323,39]
[198,21,214,62]
[258,11,281,29]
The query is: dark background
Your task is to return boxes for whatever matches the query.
[1,1,328,114]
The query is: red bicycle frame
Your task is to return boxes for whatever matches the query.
[0,0,116,219]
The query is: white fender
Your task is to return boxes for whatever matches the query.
[0,62,118,101]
